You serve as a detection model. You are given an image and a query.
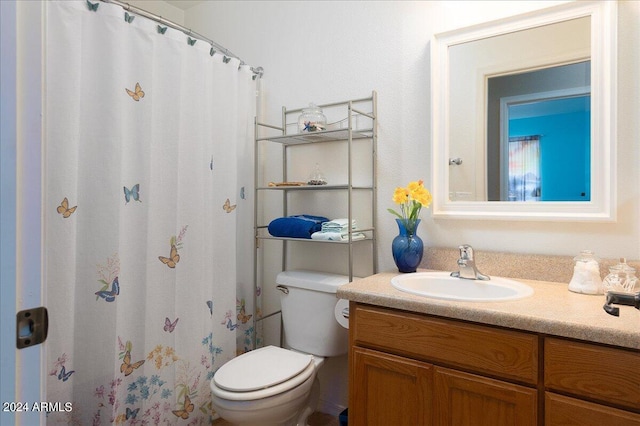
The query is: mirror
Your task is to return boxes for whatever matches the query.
[431,1,617,221]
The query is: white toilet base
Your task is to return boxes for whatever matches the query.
[295,376,320,426]
[211,375,319,426]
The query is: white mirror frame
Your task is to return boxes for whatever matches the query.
[431,1,617,221]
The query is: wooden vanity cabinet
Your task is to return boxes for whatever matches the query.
[349,303,538,426]
[349,302,640,426]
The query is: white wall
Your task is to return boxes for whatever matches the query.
[2,0,47,419]
[128,0,185,25]
[183,0,640,266]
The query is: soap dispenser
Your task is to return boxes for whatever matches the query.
[568,250,603,295]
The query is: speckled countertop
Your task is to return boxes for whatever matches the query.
[337,269,640,350]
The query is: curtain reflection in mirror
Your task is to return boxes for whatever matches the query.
[508,136,541,201]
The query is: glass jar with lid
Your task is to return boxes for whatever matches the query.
[603,258,638,294]
[568,250,603,294]
[297,103,327,133]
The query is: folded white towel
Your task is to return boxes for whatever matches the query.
[324,218,352,227]
[311,231,366,241]
[321,218,357,232]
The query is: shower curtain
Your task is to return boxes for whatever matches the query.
[44,1,256,424]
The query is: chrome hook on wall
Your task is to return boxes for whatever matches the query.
[449,158,463,166]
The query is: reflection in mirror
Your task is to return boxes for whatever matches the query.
[431,1,617,221]
[487,61,591,202]
[448,16,590,203]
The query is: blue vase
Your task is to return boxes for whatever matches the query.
[392,219,423,273]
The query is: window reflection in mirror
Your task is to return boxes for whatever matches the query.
[487,61,591,202]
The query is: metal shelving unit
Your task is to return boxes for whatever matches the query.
[252,91,377,347]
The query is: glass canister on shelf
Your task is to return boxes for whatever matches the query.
[568,250,603,294]
[298,103,327,133]
[307,163,327,185]
[603,258,638,294]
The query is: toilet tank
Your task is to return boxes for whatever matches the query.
[276,270,352,357]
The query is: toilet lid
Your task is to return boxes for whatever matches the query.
[213,346,313,392]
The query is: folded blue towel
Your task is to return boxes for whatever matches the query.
[268,215,329,239]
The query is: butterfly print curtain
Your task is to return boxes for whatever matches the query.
[44,1,256,424]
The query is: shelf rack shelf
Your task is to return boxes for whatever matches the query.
[255,128,375,145]
[252,91,377,348]
[256,184,374,191]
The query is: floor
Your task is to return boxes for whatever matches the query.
[212,411,340,426]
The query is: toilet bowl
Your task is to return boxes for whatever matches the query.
[210,345,324,426]
[210,270,351,426]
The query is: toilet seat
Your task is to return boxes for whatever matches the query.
[211,346,315,401]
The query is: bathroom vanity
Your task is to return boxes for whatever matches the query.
[337,271,640,426]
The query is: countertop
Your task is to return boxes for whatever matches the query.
[337,269,640,350]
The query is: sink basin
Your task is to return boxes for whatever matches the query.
[391,271,533,302]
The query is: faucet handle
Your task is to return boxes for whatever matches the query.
[458,244,474,260]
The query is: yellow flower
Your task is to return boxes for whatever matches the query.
[388,179,432,233]
[413,187,432,208]
[407,180,423,193]
[393,187,409,204]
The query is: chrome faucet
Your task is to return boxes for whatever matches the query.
[450,244,490,280]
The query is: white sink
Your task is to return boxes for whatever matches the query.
[391,271,533,302]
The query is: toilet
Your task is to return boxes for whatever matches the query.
[210,270,351,426]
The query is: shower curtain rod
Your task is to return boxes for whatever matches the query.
[99,0,264,78]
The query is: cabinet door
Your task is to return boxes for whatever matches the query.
[545,392,640,426]
[434,367,537,426]
[351,347,433,426]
